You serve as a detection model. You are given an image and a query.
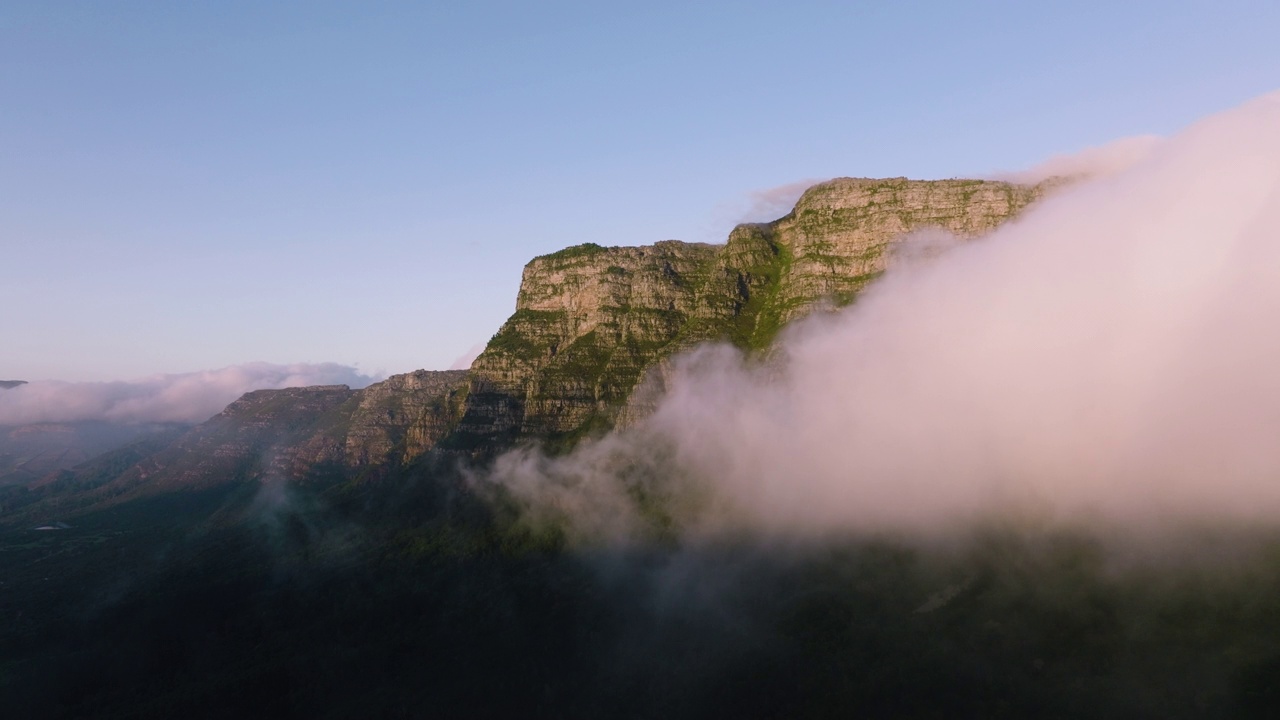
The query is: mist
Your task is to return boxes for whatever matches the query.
[485,90,1280,541]
[993,134,1163,184]
[0,362,380,426]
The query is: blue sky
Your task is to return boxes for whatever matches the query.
[3,0,1277,381]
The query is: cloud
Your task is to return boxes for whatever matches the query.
[0,362,381,425]
[993,134,1164,184]
[482,90,1280,541]
[737,179,826,223]
[705,179,827,237]
[449,343,486,371]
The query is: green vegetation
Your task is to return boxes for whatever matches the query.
[7,474,1280,718]
[540,242,608,262]
[482,309,567,361]
[736,238,793,351]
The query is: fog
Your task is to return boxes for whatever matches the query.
[994,134,1163,184]
[0,362,380,425]
[485,90,1280,541]
[736,179,827,223]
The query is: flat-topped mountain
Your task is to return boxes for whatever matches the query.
[456,177,1054,452]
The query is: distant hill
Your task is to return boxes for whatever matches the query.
[0,380,26,390]
[0,420,192,488]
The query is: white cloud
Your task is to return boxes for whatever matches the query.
[449,343,486,371]
[736,179,826,223]
[993,134,1164,184]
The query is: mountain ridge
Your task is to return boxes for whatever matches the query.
[9,175,1060,512]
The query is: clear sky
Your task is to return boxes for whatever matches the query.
[2,0,1277,382]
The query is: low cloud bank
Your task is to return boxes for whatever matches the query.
[485,90,1280,540]
[0,363,380,426]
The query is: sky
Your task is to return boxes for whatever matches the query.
[2,0,1278,382]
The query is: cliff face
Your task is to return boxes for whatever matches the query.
[454,177,1052,453]
[343,370,470,466]
[764,178,1049,327]
[451,241,723,451]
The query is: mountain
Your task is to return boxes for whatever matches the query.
[21,177,1052,504]
[8,175,1280,719]
[0,381,26,390]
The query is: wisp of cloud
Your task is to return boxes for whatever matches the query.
[992,134,1164,184]
[0,362,380,425]
[485,90,1280,541]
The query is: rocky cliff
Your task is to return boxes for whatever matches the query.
[453,177,1054,453]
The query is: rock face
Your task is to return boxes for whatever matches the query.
[454,177,1053,453]
[342,369,471,466]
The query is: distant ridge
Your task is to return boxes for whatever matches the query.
[0,380,26,390]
